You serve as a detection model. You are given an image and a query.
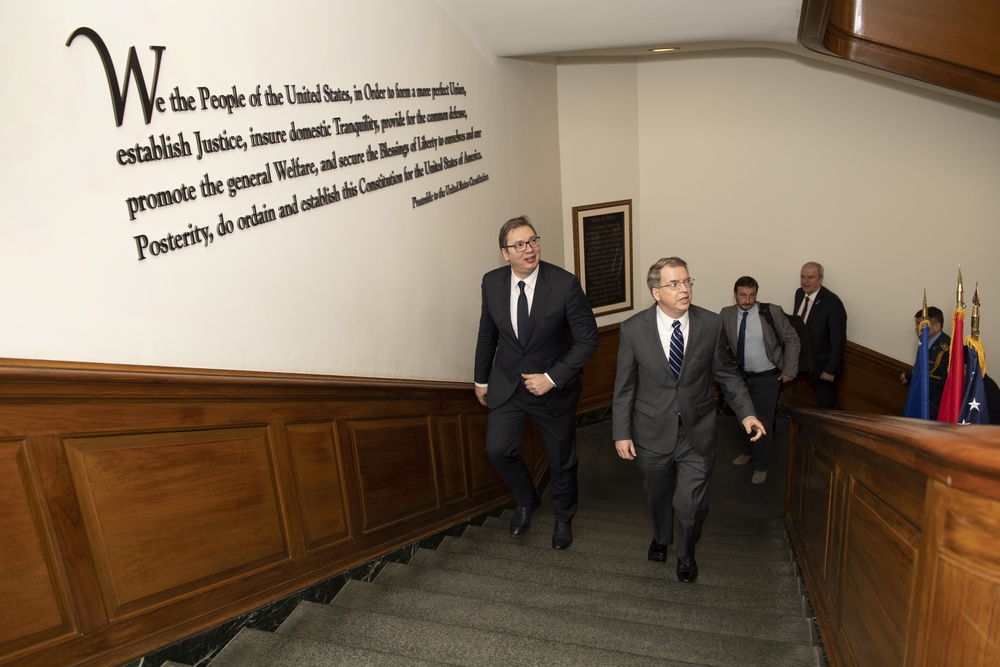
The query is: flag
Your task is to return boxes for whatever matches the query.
[937,308,965,422]
[958,337,989,424]
[903,318,930,419]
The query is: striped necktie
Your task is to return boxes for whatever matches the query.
[669,320,684,378]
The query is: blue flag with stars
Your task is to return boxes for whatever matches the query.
[959,342,989,424]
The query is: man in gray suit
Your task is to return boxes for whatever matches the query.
[613,257,764,583]
[720,276,800,485]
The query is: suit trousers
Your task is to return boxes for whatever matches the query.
[740,371,782,470]
[807,371,841,410]
[484,383,579,523]
[635,423,714,561]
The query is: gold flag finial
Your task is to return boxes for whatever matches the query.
[970,284,981,340]
[922,289,928,320]
[956,265,965,310]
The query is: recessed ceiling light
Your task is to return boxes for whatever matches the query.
[650,47,679,53]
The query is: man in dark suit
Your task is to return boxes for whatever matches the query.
[613,257,764,583]
[793,262,848,409]
[900,306,951,418]
[720,276,800,485]
[474,215,598,550]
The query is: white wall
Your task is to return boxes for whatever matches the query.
[0,0,563,381]
[558,50,1000,364]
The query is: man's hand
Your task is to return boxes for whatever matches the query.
[780,374,795,383]
[820,371,836,382]
[521,373,554,396]
[742,416,767,442]
[899,372,909,384]
[615,439,636,460]
[474,384,488,406]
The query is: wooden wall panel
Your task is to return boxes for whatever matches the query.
[0,440,74,656]
[0,359,559,667]
[285,422,352,552]
[788,410,1000,667]
[916,483,1000,667]
[63,428,289,619]
[435,415,469,506]
[464,412,506,496]
[839,479,920,667]
[348,417,439,533]
[579,323,619,413]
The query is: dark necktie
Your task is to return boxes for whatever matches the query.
[737,310,748,372]
[669,320,684,378]
[517,280,529,346]
[801,296,812,323]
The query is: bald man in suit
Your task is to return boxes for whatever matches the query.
[613,257,764,583]
[474,215,598,550]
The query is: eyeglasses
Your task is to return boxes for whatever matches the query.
[503,236,541,253]
[655,278,695,291]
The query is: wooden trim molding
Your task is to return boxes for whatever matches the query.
[0,359,539,667]
[800,0,1000,105]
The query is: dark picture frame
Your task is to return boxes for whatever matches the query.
[572,199,633,316]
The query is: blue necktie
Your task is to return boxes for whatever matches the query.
[517,280,529,346]
[737,310,748,372]
[669,320,684,378]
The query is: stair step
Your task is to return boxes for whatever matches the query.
[472,519,790,562]
[406,549,806,615]
[499,507,789,543]
[277,600,692,667]
[375,561,814,645]
[331,579,819,667]
[207,627,443,667]
[433,535,800,593]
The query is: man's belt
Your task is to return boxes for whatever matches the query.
[743,368,780,378]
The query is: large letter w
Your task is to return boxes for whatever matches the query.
[66,27,165,127]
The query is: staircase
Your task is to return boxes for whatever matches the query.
[161,416,827,666]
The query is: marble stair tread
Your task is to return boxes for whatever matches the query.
[434,535,801,593]
[563,503,789,531]
[159,662,193,667]
[332,579,821,667]
[406,549,806,615]
[501,507,789,542]
[474,519,790,561]
[277,600,692,667]
[374,561,814,645]
[207,627,443,667]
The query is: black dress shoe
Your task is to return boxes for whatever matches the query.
[676,556,698,583]
[509,498,541,537]
[552,520,573,550]
[647,539,668,562]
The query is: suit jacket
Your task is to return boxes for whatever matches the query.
[474,260,598,415]
[612,304,755,456]
[719,302,801,378]
[793,286,847,377]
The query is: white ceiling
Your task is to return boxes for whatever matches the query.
[437,0,805,58]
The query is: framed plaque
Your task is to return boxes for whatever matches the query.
[572,199,633,316]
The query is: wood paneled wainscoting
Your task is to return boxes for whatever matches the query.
[0,359,549,667]
[787,410,1000,667]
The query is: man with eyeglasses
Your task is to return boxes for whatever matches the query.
[474,215,599,550]
[613,257,764,583]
